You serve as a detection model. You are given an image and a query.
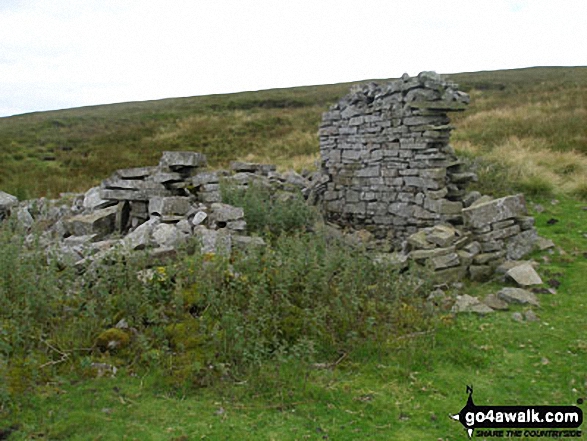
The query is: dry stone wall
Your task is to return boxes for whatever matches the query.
[0,72,541,284]
[318,72,476,246]
[316,71,538,277]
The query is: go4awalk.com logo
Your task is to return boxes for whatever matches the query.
[450,386,583,438]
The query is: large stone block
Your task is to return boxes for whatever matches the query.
[209,203,245,223]
[66,205,117,238]
[0,191,18,218]
[122,218,159,250]
[83,186,115,211]
[116,166,157,179]
[429,252,460,270]
[149,197,192,217]
[159,151,207,169]
[475,225,521,242]
[410,246,455,260]
[462,194,527,229]
[192,171,220,187]
[505,229,538,260]
[497,287,539,307]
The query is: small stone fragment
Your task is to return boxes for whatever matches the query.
[191,211,208,226]
[506,263,542,286]
[524,310,539,322]
[535,236,555,251]
[451,295,494,315]
[497,287,540,307]
[483,294,509,310]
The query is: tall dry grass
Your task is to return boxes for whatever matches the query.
[1,67,586,199]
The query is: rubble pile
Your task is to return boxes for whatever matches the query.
[0,71,546,288]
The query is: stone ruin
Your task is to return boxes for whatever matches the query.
[0,152,312,274]
[0,72,544,287]
[315,71,538,280]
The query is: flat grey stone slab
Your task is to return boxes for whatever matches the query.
[160,151,206,168]
[462,194,527,229]
[452,295,494,315]
[65,205,117,237]
[497,287,539,307]
[506,263,543,286]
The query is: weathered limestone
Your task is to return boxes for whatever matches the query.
[506,263,543,286]
[194,226,232,255]
[497,287,540,307]
[407,224,472,279]
[83,186,114,211]
[160,151,207,170]
[152,223,188,248]
[16,207,34,229]
[1,151,287,270]
[452,295,494,315]
[149,196,191,218]
[318,72,473,246]
[0,191,18,219]
[482,294,509,310]
[192,171,222,203]
[462,194,537,260]
[65,206,118,238]
[99,151,206,227]
[462,194,527,228]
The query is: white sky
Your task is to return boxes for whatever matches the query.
[0,0,585,117]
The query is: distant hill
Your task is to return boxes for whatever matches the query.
[1,66,586,199]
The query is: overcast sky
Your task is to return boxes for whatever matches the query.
[0,0,585,117]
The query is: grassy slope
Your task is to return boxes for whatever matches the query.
[1,67,586,199]
[2,67,587,440]
[9,198,587,440]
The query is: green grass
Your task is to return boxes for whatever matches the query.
[1,67,587,439]
[4,195,587,440]
[2,198,586,440]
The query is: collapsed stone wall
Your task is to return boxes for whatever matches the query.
[316,71,538,277]
[0,152,312,273]
[0,72,541,284]
[318,72,476,247]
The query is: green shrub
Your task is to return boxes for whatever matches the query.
[0,219,434,400]
[183,233,434,372]
[516,175,555,198]
[220,181,317,235]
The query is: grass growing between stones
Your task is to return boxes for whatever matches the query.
[1,66,587,439]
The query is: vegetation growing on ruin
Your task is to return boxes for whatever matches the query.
[1,67,587,439]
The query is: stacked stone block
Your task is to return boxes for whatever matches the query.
[462,194,537,265]
[192,171,223,203]
[36,151,263,267]
[407,224,476,281]
[319,72,474,246]
[98,151,207,230]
